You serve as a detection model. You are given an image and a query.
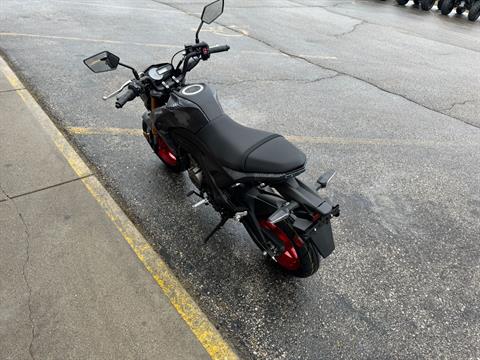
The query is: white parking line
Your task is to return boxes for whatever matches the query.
[0,32,179,49]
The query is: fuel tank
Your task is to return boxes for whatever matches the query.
[153,83,224,133]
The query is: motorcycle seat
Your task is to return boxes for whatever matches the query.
[197,114,306,174]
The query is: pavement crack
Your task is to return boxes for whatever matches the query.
[290,0,480,56]
[215,27,480,130]
[19,212,35,360]
[442,99,475,113]
[149,0,480,130]
[8,175,92,201]
[206,74,339,87]
[0,87,25,93]
[334,20,365,38]
[0,185,36,360]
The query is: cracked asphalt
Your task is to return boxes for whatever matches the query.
[1,0,479,359]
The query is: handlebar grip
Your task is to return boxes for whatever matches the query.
[209,45,230,54]
[115,88,136,108]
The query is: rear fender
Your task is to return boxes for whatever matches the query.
[274,178,339,258]
[241,188,287,256]
[275,178,333,215]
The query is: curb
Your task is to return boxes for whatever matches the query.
[0,56,239,360]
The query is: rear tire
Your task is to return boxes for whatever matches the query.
[421,0,435,10]
[468,1,480,20]
[441,0,455,14]
[397,0,410,5]
[260,220,320,278]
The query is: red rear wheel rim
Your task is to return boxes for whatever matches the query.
[260,220,301,271]
[156,136,177,167]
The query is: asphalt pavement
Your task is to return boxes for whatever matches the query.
[1,0,479,359]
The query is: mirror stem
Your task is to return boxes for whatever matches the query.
[195,21,203,44]
[119,62,140,79]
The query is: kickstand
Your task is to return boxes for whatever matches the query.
[204,216,228,244]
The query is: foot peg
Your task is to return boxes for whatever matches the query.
[187,190,209,208]
[316,170,336,190]
[192,199,208,208]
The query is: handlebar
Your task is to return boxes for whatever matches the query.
[181,43,229,77]
[113,43,230,108]
[209,44,230,54]
[115,88,137,108]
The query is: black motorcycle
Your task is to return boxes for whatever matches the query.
[83,0,339,278]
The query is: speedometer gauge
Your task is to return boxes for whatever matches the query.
[147,64,173,81]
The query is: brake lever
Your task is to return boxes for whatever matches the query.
[102,80,132,101]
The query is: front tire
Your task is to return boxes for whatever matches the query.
[260,220,320,277]
[142,119,187,173]
[154,135,187,173]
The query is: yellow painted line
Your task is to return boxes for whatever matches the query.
[68,126,143,136]
[285,135,446,147]
[66,126,477,148]
[0,57,238,360]
[0,32,179,49]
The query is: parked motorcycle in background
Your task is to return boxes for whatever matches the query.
[83,0,340,278]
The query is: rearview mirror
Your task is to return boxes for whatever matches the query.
[83,51,120,73]
[201,0,224,24]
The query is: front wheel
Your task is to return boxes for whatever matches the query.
[260,220,320,277]
[142,119,188,172]
[468,1,480,20]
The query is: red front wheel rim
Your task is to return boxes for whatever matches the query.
[260,220,301,271]
[156,136,177,167]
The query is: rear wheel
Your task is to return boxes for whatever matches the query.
[441,0,455,14]
[468,1,480,20]
[260,220,320,277]
[421,0,435,10]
